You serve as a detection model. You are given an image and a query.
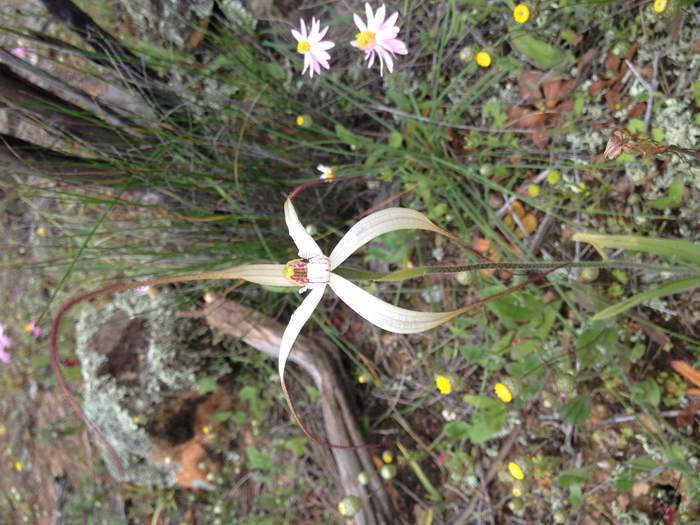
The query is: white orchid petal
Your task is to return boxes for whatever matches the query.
[329,273,463,333]
[329,207,451,269]
[279,286,326,381]
[284,198,323,259]
[216,264,298,287]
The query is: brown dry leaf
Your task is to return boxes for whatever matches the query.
[519,70,546,102]
[671,360,700,389]
[175,441,208,488]
[508,70,576,148]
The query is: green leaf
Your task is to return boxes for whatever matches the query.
[335,124,362,148]
[571,233,700,266]
[64,366,82,380]
[485,287,544,325]
[246,446,274,471]
[239,385,258,400]
[466,404,508,444]
[631,378,661,407]
[444,421,470,440]
[592,275,700,320]
[388,130,403,149]
[459,397,508,443]
[509,32,574,70]
[31,354,51,369]
[212,410,233,423]
[558,466,593,488]
[196,376,218,393]
[627,118,645,134]
[575,322,618,367]
[560,395,592,426]
[649,176,685,209]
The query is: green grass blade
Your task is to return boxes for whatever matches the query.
[573,233,700,266]
[592,276,700,321]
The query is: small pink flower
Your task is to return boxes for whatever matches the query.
[24,320,42,338]
[11,47,37,62]
[11,47,29,58]
[292,18,335,78]
[352,3,408,76]
[0,323,11,363]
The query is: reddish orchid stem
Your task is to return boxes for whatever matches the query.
[50,273,230,476]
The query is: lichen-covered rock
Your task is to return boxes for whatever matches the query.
[118,0,214,48]
[75,289,232,486]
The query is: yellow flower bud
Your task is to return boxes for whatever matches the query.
[476,51,492,68]
[494,383,513,403]
[513,4,530,24]
[508,462,525,480]
[435,374,453,395]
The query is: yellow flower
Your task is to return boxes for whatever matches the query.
[513,4,530,24]
[296,114,312,127]
[36,226,47,238]
[475,50,492,68]
[435,374,453,395]
[512,486,522,498]
[508,462,525,480]
[494,383,513,403]
[527,184,540,198]
[14,461,23,472]
[202,425,210,435]
[296,115,305,126]
[547,170,561,185]
[357,374,368,384]
[382,450,394,464]
[653,0,668,13]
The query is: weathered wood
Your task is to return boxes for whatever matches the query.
[201,296,398,525]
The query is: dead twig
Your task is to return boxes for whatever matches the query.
[200,296,397,525]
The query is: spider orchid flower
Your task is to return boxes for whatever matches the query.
[274,199,471,415]
[215,199,468,420]
[352,3,408,76]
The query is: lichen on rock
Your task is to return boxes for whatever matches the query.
[75,289,231,485]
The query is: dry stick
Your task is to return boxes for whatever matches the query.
[199,297,394,525]
[450,428,522,525]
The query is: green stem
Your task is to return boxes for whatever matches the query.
[334,260,697,282]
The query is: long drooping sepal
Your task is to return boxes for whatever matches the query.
[284,198,323,259]
[328,207,451,269]
[279,286,326,382]
[278,286,326,433]
[328,273,464,333]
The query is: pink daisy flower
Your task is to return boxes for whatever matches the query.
[24,320,42,338]
[292,18,335,78]
[0,323,11,363]
[352,3,408,76]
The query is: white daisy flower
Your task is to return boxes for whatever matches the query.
[292,17,335,78]
[351,3,408,76]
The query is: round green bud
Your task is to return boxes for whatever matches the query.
[338,496,362,517]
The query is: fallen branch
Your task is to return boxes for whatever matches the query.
[199,295,397,525]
